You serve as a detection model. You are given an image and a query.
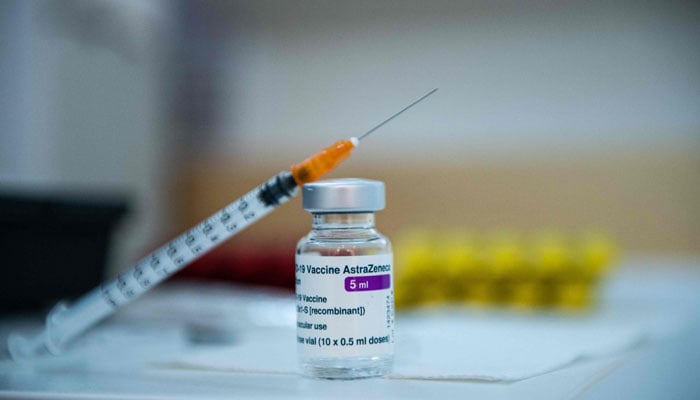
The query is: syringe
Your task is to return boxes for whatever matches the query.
[8,88,438,359]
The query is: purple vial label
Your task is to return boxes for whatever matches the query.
[344,274,391,292]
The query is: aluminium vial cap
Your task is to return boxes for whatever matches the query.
[302,178,385,213]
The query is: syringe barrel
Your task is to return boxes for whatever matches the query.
[45,289,112,353]
[9,171,298,358]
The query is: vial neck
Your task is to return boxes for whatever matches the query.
[312,213,375,229]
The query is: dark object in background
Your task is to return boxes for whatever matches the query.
[177,242,296,291]
[0,192,127,314]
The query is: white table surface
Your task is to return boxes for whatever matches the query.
[1,256,699,399]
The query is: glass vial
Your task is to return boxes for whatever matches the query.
[296,178,394,379]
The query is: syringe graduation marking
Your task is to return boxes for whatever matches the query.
[100,173,297,309]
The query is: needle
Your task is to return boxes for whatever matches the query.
[358,88,439,141]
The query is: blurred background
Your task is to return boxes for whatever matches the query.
[1,0,699,312]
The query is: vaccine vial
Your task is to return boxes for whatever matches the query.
[296,178,394,379]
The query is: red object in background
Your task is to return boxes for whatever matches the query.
[175,242,297,291]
